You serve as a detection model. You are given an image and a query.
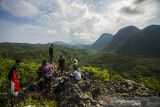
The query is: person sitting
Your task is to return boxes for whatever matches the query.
[38,60,47,79]
[72,67,81,81]
[38,60,54,86]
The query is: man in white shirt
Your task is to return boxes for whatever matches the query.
[73,67,81,81]
[73,70,81,81]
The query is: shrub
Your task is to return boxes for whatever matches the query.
[110,74,124,81]
[140,76,160,92]
[18,97,57,107]
[81,66,110,82]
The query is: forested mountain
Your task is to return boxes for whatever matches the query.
[105,26,140,51]
[90,25,160,57]
[117,25,160,57]
[91,33,112,50]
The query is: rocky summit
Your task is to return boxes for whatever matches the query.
[15,69,159,107]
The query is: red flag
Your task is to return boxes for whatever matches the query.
[11,70,20,92]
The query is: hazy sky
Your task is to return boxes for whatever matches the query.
[0,0,160,44]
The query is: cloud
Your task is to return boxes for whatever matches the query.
[134,0,146,4]
[0,0,40,18]
[120,6,143,14]
[0,0,160,43]
[0,20,60,43]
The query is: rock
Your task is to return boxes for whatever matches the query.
[79,100,85,107]
[90,98,97,105]
[95,104,100,107]
[98,100,104,105]
[91,88,101,98]
[24,105,36,107]
[134,88,151,97]
[15,69,154,107]
[78,80,91,91]
[121,93,130,97]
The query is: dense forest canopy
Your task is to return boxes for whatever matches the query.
[0,43,160,92]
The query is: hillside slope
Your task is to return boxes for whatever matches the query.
[105,26,140,51]
[117,25,160,57]
[91,33,112,50]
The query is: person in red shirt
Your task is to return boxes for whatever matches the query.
[8,59,21,107]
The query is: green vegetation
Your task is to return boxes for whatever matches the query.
[82,53,160,92]
[0,58,40,87]
[81,66,110,82]
[0,43,160,106]
[0,43,94,63]
[110,74,124,81]
[0,58,58,106]
[139,76,160,92]
[18,97,57,107]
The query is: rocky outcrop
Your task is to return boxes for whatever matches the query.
[11,70,154,107]
[106,80,151,97]
[53,70,152,107]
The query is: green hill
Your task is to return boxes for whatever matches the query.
[118,25,160,57]
[91,33,112,50]
[105,26,140,52]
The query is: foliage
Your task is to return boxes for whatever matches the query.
[110,74,124,81]
[81,66,110,82]
[139,76,160,92]
[0,43,92,64]
[0,58,40,87]
[18,97,57,107]
[82,53,160,92]
[0,43,160,93]
[0,58,13,85]
[18,61,40,86]
[0,58,58,106]
[117,25,160,57]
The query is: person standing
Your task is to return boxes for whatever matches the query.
[8,59,21,107]
[49,44,54,64]
[58,55,65,76]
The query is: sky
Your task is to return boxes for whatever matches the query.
[0,0,160,44]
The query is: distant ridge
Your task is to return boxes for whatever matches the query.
[91,33,112,50]
[50,41,69,46]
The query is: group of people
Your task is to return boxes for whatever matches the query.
[49,44,81,81]
[8,44,82,107]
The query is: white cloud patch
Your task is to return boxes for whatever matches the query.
[0,0,159,43]
[0,20,60,43]
[0,0,40,18]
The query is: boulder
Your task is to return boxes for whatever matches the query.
[91,88,101,98]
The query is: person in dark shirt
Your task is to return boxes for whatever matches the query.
[73,60,78,70]
[49,44,54,64]
[58,55,65,76]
